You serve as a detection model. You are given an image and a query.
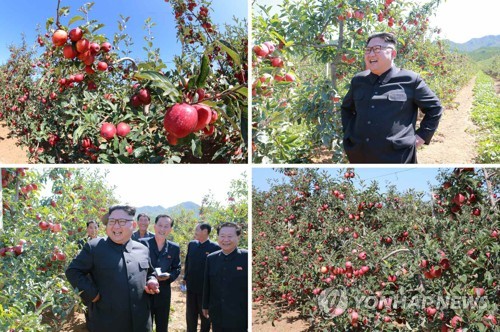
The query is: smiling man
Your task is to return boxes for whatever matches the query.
[341,32,443,163]
[140,215,181,332]
[202,222,248,332]
[132,213,155,241]
[66,205,159,332]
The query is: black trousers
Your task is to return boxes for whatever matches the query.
[152,287,171,332]
[186,290,210,332]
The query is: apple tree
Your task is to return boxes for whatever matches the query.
[252,0,475,163]
[0,0,248,163]
[252,167,498,330]
[0,168,117,331]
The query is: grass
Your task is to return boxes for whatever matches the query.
[471,71,500,163]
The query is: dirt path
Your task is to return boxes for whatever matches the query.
[253,305,311,332]
[0,122,29,164]
[61,280,188,331]
[417,76,478,164]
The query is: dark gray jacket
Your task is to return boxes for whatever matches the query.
[183,240,220,294]
[341,66,442,163]
[66,237,155,332]
[203,248,248,330]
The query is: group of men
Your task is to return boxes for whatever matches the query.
[66,205,248,332]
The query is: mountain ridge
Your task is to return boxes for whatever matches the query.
[445,35,500,52]
[136,201,200,219]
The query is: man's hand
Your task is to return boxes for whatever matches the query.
[92,293,101,302]
[202,309,209,319]
[181,280,186,285]
[415,134,425,148]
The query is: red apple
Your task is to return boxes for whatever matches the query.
[69,27,83,42]
[193,104,212,131]
[52,29,68,47]
[163,103,198,138]
[101,42,112,52]
[100,122,117,140]
[89,42,100,55]
[63,45,78,59]
[76,38,90,53]
[138,88,151,104]
[39,221,50,231]
[253,44,269,57]
[116,122,131,137]
[147,279,159,292]
[97,61,108,71]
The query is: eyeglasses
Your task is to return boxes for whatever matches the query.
[107,218,133,226]
[364,45,394,54]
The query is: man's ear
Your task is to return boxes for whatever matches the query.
[391,48,397,60]
[132,221,137,229]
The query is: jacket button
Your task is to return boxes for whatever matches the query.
[366,138,370,142]
[367,121,371,125]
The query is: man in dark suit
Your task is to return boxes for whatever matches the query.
[183,223,220,332]
[202,222,248,332]
[141,215,181,332]
[66,205,159,332]
[132,213,155,241]
[341,32,443,163]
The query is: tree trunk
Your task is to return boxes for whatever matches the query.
[330,20,344,90]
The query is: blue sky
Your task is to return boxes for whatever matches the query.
[253,167,448,200]
[0,0,248,66]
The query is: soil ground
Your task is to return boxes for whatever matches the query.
[252,305,312,332]
[0,122,29,163]
[60,280,188,332]
[417,76,478,163]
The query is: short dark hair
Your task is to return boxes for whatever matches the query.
[109,205,136,217]
[198,223,212,234]
[217,222,241,236]
[366,32,397,47]
[86,220,98,228]
[137,213,150,221]
[155,214,174,227]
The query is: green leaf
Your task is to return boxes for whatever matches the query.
[46,18,54,32]
[91,23,105,33]
[190,139,203,158]
[68,15,85,26]
[218,40,241,66]
[72,126,86,143]
[188,76,197,90]
[133,71,180,98]
[131,147,145,158]
[195,54,210,88]
[235,86,248,98]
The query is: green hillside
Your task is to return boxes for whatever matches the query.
[467,46,500,62]
[478,55,500,78]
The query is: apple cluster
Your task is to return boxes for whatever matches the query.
[100,122,131,140]
[52,28,112,92]
[52,28,111,70]
[0,239,26,258]
[130,87,152,107]
[163,102,217,145]
[252,41,296,97]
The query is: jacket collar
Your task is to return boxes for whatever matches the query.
[368,65,398,85]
